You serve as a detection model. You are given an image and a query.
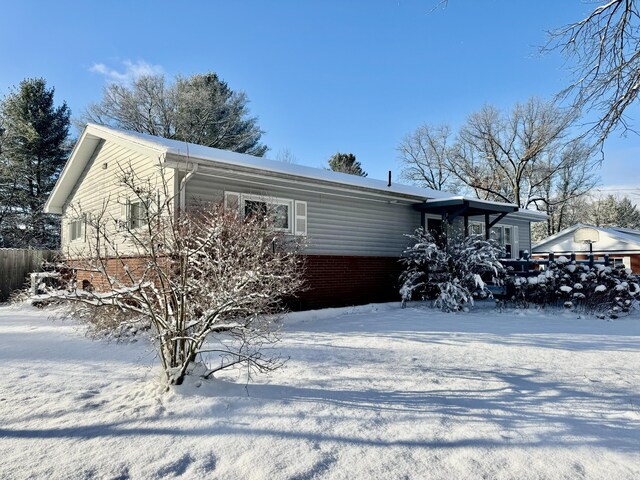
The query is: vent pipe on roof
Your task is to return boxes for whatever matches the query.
[388,171,392,187]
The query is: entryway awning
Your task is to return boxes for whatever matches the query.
[412,196,519,239]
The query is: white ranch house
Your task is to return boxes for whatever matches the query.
[45,124,546,308]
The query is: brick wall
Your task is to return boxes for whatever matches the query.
[69,256,160,291]
[294,255,402,310]
[68,254,403,310]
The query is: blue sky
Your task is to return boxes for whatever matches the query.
[1,0,638,194]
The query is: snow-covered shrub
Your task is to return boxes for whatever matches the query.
[38,166,306,386]
[400,228,505,311]
[505,260,640,316]
[433,278,473,312]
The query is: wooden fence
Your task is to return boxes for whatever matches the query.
[0,249,56,302]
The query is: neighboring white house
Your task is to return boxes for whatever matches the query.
[45,123,547,308]
[533,224,640,271]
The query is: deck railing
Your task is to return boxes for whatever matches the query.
[501,252,610,277]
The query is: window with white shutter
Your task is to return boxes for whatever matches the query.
[224,191,241,212]
[294,200,307,236]
[225,192,307,236]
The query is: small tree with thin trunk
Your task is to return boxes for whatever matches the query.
[41,164,305,386]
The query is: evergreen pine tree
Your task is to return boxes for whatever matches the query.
[82,72,267,156]
[0,78,71,248]
[327,152,367,177]
[586,195,640,229]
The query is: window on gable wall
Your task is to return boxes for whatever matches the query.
[119,199,148,231]
[129,200,148,229]
[69,217,84,241]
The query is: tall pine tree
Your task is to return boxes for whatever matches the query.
[327,152,367,177]
[0,78,71,248]
[82,72,267,156]
[585,195,640,229]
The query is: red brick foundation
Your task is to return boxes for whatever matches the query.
[68,256,161,291]
[294,255,403,310]
[67,254,403,311]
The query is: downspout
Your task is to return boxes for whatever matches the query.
[179,163,198,211]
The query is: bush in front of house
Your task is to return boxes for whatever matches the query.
[505,256,640,316]
[400,228,506,311]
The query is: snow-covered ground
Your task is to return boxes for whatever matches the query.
[1,302,639,479]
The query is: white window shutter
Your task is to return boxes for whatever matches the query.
[294,200,307,236]
[68,221,74,242]
[513,225,520,259]
[224,191,241,212]
[121,200,130,229]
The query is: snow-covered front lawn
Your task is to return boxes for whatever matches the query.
[1,302,639,479]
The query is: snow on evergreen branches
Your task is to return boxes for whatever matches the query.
[400,228,506,311]
[505,259,640,317]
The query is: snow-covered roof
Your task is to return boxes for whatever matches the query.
[533,224,640,253]
[416,195,547,221]
[45,124,458,213]
[45,123,546,220]
[103,123,454,197]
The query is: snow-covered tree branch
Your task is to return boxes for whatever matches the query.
[546,0,640,142]
[40,164,305,386]
[400,228,505,312]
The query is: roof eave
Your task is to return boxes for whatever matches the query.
[44,124,167,214]
[164,154,443,203]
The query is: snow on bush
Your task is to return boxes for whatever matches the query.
[505,258,640,316]
[400,229,505,311]
[38,167,306,386]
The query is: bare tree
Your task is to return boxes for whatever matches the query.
[451,99,570,206]
[81,75,174,138]
[397,123,461,192]
[275,147,298,164]
[449,99,598,210]
[531,139,599,238]
[398,99,599,240]
[42,164,305,386]
[546,1,640,141]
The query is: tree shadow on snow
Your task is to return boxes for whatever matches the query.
[3,366,638,454]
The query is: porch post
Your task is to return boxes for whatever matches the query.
[464,214,469,236]
[484,214,490,240]
[442,212,448,247]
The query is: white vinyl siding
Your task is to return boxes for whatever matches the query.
[188,174,420,256]
[61,139,173,257]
